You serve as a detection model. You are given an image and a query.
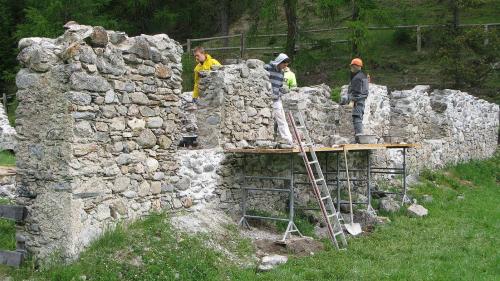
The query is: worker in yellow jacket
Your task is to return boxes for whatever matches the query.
[192,46,221,103]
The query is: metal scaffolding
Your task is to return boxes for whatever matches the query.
[230,143,419,240]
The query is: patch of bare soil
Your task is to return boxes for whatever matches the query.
[240,226,324,258]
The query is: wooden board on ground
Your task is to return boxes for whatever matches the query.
[0,205,27,222]
[225,143,421,154]
[0,251,24,267]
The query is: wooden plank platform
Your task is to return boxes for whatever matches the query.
[225,143,420,154]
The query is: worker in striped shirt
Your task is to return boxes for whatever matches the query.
[264,53,294,148]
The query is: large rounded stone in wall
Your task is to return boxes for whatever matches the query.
[137,129,157,148]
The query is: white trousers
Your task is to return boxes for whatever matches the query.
[272,99,293,144]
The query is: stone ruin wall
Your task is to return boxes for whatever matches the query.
[195,59,275,149]
[10,24,499,260]
[14,24,185,259]
[387,86,499,169]
[190,62,498,215]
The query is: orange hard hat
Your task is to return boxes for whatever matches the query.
[350,58,363,67]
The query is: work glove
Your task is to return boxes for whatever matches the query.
[340,93,350,105]
[279,86,290,94]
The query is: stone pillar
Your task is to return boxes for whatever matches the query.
[15,23,183,259]
[196,68,225,148]
[195,59,275,149]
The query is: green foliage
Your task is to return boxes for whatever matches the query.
[331,86,341,102]
[0,150,15,166]
[436,26,499,89]
[313,0,346,25]
[15,0,117,39]
[6,98,18,126]
[392,28,412,45]
[0,199,15,252]
[258,0,281,31]
[0,218,15,252]
[347,20,368,55]
[181,53,196,93]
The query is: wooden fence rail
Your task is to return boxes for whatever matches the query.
[185,22,500,58]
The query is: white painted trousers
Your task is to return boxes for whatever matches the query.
[272,99,293,145]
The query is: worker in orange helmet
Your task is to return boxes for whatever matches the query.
[340,58,369,143]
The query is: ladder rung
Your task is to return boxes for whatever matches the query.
[327,213,336,218]
[300,142,313,147]
[296,126,305,129]
[315,178,324,183]
[321,195,331,200]
[308,160,318,165]
[334,231,344,236]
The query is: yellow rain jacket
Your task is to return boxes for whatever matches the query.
[193,54,221,99]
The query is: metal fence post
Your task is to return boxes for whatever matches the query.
[416,25,422,52]
[240,33,245,59]
[187,39,191,55]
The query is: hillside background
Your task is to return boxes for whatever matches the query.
[0,0,498,124]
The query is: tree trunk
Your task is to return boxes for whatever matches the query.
[452,1,460,30]
[351,0,360,55]
[284,0,298,60]
[220,0,231,47]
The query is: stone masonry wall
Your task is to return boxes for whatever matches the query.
[15,23,183,259]
[193,63,498,215]
[0,105,17,151]
[387,86,499,170]
[195,59,275,149]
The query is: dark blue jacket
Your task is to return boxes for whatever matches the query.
[348,70,369,101]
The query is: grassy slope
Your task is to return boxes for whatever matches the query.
[0,198,15,252]
[1,152,498,280]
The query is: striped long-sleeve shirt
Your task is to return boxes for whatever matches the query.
[264,63,284,100]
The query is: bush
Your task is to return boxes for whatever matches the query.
[331,87,341,103]
[392,28,412,45]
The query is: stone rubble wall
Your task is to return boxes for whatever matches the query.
[173,148,224,210]
[195,60,275,149]
[15,23,184,259]
[281,85,340,145]
[0,170,16,199]
[13,31,498,263]
[0,104,17,151]
[387,85,499,170]
[194,63,498,214]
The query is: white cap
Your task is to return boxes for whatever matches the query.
[271,53,289,65]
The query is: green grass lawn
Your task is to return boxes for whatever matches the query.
[1,153,499,280]
[0,150,15,166]
[0,198,16,252]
